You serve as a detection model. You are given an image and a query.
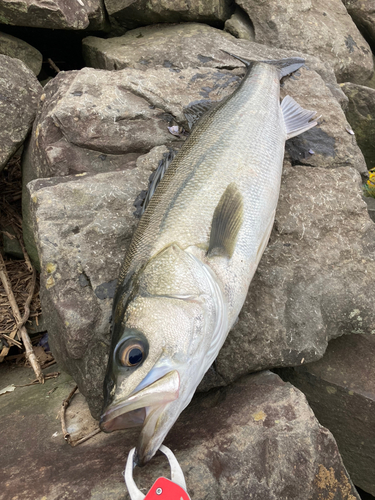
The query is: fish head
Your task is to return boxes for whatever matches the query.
[100,243,226,464]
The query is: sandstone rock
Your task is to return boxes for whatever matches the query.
[0,368,361,499]
[26,148,167,416]
[343,0,375,51]
[104,0,233,30]
[0,32,42,75]
[0,0,107,30]
[235,0,373,85]
[341,82,375,170]
[0,55,42,173]
[277,334,375,496]
[224,6,255,41]
[202,165,375,390]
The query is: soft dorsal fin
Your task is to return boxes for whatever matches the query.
[134,150,177,217]
[183,100,216,130]
[207,183,243,258]
[281,95,319,139]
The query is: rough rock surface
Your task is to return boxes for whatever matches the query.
[0,55,42,173]
[201,165,375,390]
[0,0,107,30]
[341,82,375,170]
[224,6,255,41]
[235,0,373,85]
[0,368,361,499]
[277,334,375,496]
[104,0,233,30]
[0,31,42,75]
[26,148,166,416]
[82,23,338,87]
[343,0,375,50]
[24,60,361,190]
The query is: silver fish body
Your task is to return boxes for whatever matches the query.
[100,58,318,464]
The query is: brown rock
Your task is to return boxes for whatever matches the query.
[235,0,373,84]
[277,334,375,496]
[0,369,361,499]
[0,55,42,173]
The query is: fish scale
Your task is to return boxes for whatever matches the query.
[101,56,318,465]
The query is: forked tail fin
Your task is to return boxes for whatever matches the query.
[221,50,305,79]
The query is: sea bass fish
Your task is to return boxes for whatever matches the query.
[100,55,318,464]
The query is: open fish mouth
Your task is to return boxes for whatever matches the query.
[99,370,180,433]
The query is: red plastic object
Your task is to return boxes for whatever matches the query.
[144,477,191,499]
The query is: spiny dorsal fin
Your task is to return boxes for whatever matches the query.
[207,183,244,259]
[281,95,319,139]
[133,150,177,217]
[183,100,215,130]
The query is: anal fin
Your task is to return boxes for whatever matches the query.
[207,183,244,259]
[281,95,319,139]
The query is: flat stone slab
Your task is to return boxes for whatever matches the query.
[0,368,360,499]
[277,334,375,496]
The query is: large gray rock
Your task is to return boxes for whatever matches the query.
[341,82,375,170]
[224,6,255,41]
[24,47,372,413]
[202,164,375,390]
[0,0,107,30]
[235,0,373,85]
[277,334,375,496]
[342,0,375,49]
[26,147,167,416]
[0,368,361,499]
[0,32,42,76]
[104,0,234,30]
[0,55,42,173]
[82,23,338,87]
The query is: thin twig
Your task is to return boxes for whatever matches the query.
[61,385,78,442]
[47,58,61,73]
[70,428,101,447]
[0,333,22,348]
[42,359,56,369]
[0,254,44,382]
[15,371,59,387]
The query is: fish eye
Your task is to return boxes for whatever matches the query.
[118,340,146,368]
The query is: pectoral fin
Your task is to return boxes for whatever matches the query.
[208,183,243,258]
[281,95,319,139]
